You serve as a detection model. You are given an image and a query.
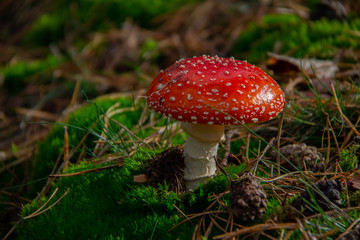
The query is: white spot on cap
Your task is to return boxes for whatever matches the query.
[251,118,258,123]
[211,89,219,93]
[191,116,197,120]
[157,83,164,90]
[187,94,193,100]
[226,82,231,86]
[225,71,229,75]
[169,97,175,101]
[179,65,185,69]
[260,106,266,114]
[208,121,214,125]
[178,115,183,119]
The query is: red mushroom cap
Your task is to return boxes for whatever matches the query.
[146,56,285,125]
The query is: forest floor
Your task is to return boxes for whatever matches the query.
[1,0,360,239]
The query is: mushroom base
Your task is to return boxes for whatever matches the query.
[182,123,225,191]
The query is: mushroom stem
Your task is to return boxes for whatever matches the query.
[181,122,225,191]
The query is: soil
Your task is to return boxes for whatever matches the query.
[146,147,186,193]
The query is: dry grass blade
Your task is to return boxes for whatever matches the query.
[276,110,285,175]
[23,188,70,220]
[335,216,360,240]
[14,107,59,121]
[169,210,227,231]
[172,204,191,223]
[110,118,152,149]
[212,222,299,239]
[49,163,123,178]
[331,83,360,136]
[305,206,360,220]
[318,228,339,239]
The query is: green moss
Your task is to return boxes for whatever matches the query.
[29,96,144,196]
[18,156,192,239]
[339,145,359,172]
[24,0,202,46]
[1,55,62,93]
[232,14,360,63]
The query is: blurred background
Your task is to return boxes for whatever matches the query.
[1,0,360,237]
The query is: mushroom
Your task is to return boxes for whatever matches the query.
[146,55,285,190]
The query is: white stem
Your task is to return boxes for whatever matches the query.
[181,123,225,191]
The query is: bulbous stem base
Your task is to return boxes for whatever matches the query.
[181,123,225,191]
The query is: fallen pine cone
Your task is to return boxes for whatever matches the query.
[270,143,324,172]
[292,179,343,216]
[230,173,268,221]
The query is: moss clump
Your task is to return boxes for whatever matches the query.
[29,96,144,196]
[17,155,193,240]
[0,55,62,93]
[17,152,245,239]
[339,145,359,172]
[24,0,202,46]
[232,14,360,63]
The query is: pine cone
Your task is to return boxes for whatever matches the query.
[292,180,343,216]
[230,174,268,221]
[270,143,324,172]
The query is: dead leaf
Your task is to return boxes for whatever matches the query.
[349,175,360,191]
[133,174,149,183]
[267,52,339,79]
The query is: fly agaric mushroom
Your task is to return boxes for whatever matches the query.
[146,56,285,190]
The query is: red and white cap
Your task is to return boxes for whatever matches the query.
[146,55,285,125]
